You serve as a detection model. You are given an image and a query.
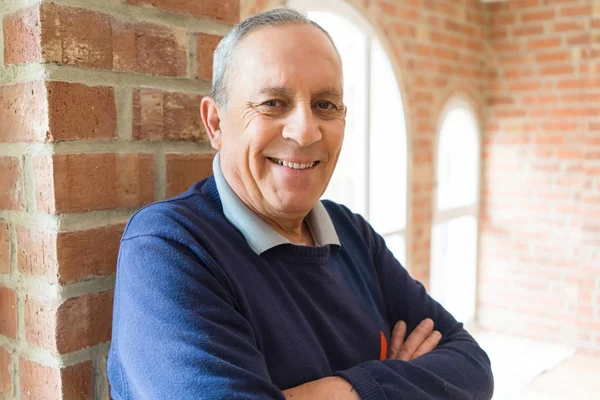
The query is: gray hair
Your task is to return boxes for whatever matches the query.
[211,8,342,109]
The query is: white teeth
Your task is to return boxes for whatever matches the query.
[270,158,315,170]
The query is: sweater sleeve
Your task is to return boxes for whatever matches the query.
[334,218,494,400]
[107,213,285,400]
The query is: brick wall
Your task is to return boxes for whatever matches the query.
[0,0,236,398]
[480,0,600,354]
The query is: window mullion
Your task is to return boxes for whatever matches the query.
[363,34,372,221]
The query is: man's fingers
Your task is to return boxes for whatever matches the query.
[388,320,406,359]
[411,330,442,360]
[396,318,434,361]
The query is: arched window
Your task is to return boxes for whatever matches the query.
[430,98,480,323]
[289,0,408,265]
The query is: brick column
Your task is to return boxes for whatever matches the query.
[0,1,238,398]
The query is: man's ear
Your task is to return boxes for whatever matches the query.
[200,96,222,151]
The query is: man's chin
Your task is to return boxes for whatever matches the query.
[266,193,319,216]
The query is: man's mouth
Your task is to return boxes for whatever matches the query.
[268,157,319,170]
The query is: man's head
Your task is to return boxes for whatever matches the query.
[211,9,342,109]
[201,9,346,227]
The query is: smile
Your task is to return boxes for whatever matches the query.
[268,157,318,170]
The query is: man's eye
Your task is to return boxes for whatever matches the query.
[261,100,284,107]
[316,101,337,110]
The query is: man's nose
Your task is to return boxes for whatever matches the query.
[281,105,322,146]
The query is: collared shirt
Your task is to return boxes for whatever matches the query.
[212,153,341,255]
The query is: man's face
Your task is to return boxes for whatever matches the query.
[213,24,345,222]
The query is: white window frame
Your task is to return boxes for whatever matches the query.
[431,95,482,323]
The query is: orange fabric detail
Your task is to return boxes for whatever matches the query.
[379,330,387,361]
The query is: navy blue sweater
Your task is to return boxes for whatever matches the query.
[108,177,493,399]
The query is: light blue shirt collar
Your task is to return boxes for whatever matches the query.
[212,153,341,255]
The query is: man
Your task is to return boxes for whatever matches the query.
[108,9,493,400]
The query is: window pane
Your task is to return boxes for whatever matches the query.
[368,40,407,234]
[437,109,479,210]
[383,233,406,266]
[310,11,368,216]
[430,216,477,323]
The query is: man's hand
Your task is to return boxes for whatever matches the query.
[388,318,442,361]
[283,376,360,400]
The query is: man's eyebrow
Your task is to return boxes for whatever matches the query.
[256,86,343,100]
[313,88,343,100]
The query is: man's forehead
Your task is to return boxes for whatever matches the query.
[236,23,339,63]
[229,24,343,98]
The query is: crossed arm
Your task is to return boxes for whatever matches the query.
[283,318,443,399]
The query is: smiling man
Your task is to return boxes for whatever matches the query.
[108,9,493,400]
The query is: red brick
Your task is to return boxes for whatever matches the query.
[508,0,541,9]
[3,6,42,65]
[19,359,59,400]
[0,223,9,274]
[0,347,11,395]
[552,21,586,32]
[196,33,222,81]
[0,157,24,211]
[552,108,599,117]
[0,81,48,143]
[33,153,155,214]
[31,156,55,214]
[560,5,591,17]
[493,42,522,53]
[56,225,124,284]
[539,65,575,75]
[166,153,214,197]
[522,94,558,105]
[491,13,516,26]
[112,19,187,77]
[40,4,188,76]
[25,290,113,353]
[527,38,562,51]
[557,78,598,89]
[0,287,17,339]
[40,4,112,68]
[24,296,56,351]
[132,89,206,141]
[536,50,572,63]
[430,32,464,47]
[504,68,534,78]
[567,33,589,46]
[16,227,58,281]
[541,122,579,132]
[534,135,568,145]
[562,93,600,103]
[445,20,476,37]
[46,82,116,141]
[487,96,514,106]
[490,27,508,41]
[508,82,542,92]
[520,9,556,23]
[61,361,93,399]
[125,0,240,24]
[56,291,113,353]
[391,22,417,38]
[513,25,544,37]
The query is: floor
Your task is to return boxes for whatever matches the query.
[469,328,600,400]
[518,354,600,400]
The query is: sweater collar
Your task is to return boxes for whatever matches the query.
[212,153,341,255]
